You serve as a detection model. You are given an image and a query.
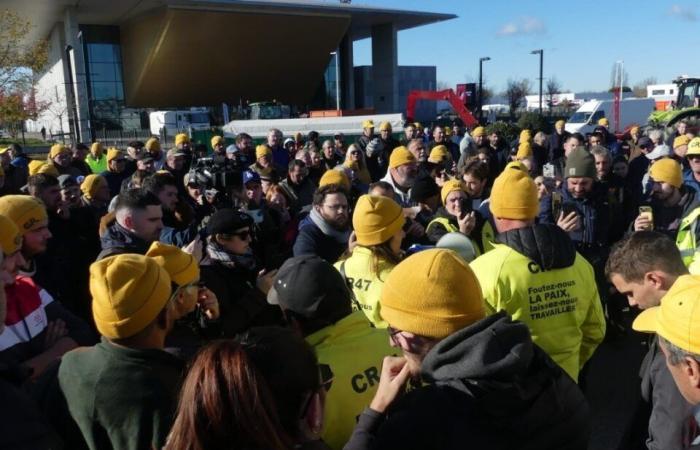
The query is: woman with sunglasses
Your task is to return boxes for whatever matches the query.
[165,327,330,450]
[199,208,283,337]
[335,195,405,328]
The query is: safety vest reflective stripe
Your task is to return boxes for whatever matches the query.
[677,207,700,267]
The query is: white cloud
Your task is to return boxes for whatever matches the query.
[668,4,697,21]
[497,16,546,37]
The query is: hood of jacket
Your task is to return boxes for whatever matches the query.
[100,221,149,254]
[496,223,576,270]
[420,312,575,421]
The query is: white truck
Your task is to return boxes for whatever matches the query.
[149,109,211,136]
[565,98,655,135]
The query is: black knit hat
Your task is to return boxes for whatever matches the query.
[207,208,254,235]
[410,176,440,202]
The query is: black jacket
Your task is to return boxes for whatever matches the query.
[97,222,150,260]
[199,259,283,338]
[293,217,347,263]
[344,312,590,450]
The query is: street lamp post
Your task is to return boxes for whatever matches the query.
[478,57,491,124]
[531,49,543,115]
[330,51,340,112]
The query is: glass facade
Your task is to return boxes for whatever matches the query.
[324,52,339,110]
[80,25,143,130]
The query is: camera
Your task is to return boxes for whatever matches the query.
[188,157,243,207]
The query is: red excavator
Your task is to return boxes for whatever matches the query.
[405,89,479,127]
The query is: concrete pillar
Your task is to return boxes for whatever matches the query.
[371,23,398,113]
[339,33,355,110]
[64,7,91,143]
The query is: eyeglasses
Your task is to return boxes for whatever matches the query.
[350,151,360,156]
[387,326,402,345]
[228,229,251,240]
[323,203,348,212]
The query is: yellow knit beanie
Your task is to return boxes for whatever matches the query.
[598,117,609,126]
[175,133,190,146]
[319,169,351,192]
[389,146,416,169]
[440,179,464,205]
[211,135,224,148]
[28,160,46,176]
[145,137,161,153]
[256,144,272,159]
[472,126,486,137]
[381,249,485,340]
[516,141,533,160]
[106,147,122,162]
[519,129,532,143]
[0,195,48,235]
[650,158,683,189]
[49,144,69,159]
[555,120,566,129]
[90,254,172,339]
[90,142,103,156]
[146,242,200,286]
[352,195,405,246]
[80,174,107,200]
[428,145,450,164]
[0,214,21,255]
[490,162,539,220]
[674,135,691,149]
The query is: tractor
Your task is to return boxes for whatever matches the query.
[648,76,700,134]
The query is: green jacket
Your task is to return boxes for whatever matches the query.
[58,338,184,450]
[306,312,396,450]
[470,224,606,381]
[335,247,396,328]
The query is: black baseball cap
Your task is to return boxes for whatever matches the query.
[207,208,253,235]
[267,255,352,322]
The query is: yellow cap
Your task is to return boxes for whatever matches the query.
[555,120,566,128]
[211,135,224,148]
[362,119,375,129]
[379,121,392,132]
[490,162,539,220]
[352,195,405,246]
[80,174,107,200]
[649,158,683,189]
[519,129,532,142]
[413,122,422,130]
[633,275,700,354]
[428,145,450,164]
[687,137,700,156]
[37,163,59,178]
[440,179,464,205]
[319,168,350,192]
[381,249,485,340]
[106,147,122,162]
[472,126,486,137]
[630,125,640,134]
[444,127,452,136]
[0,147,9,154]
[28,160,46,176]
[673,135,691,149]
[598,117,609,126]
[90,254,172,339]
[49,144,69,159]
[146,242,199,286]
[388,146,416,169]
[175,133,190,146]
[0,195,48,235]
[90,142,103,156]
[256,144,272,159]
[0,214,21,255]
[516,141,533,160]
[145,137,161,153]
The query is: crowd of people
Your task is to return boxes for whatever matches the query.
[0,116,700,449]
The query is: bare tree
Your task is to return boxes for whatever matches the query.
[609,63,630,91]
[545,77,562,111]
[436,80,451,91]
[504,78,531,117]
[632,77,659,98]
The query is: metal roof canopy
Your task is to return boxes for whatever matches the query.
[8,0,455,46]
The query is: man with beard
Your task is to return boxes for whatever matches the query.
[633,158,700,273]
[381,146,419,207]
[293,184,350,263]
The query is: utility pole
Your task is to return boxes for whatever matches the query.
[531,49,544,115]
[478,57,490,124]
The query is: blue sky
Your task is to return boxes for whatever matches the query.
[350,0,700,94]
